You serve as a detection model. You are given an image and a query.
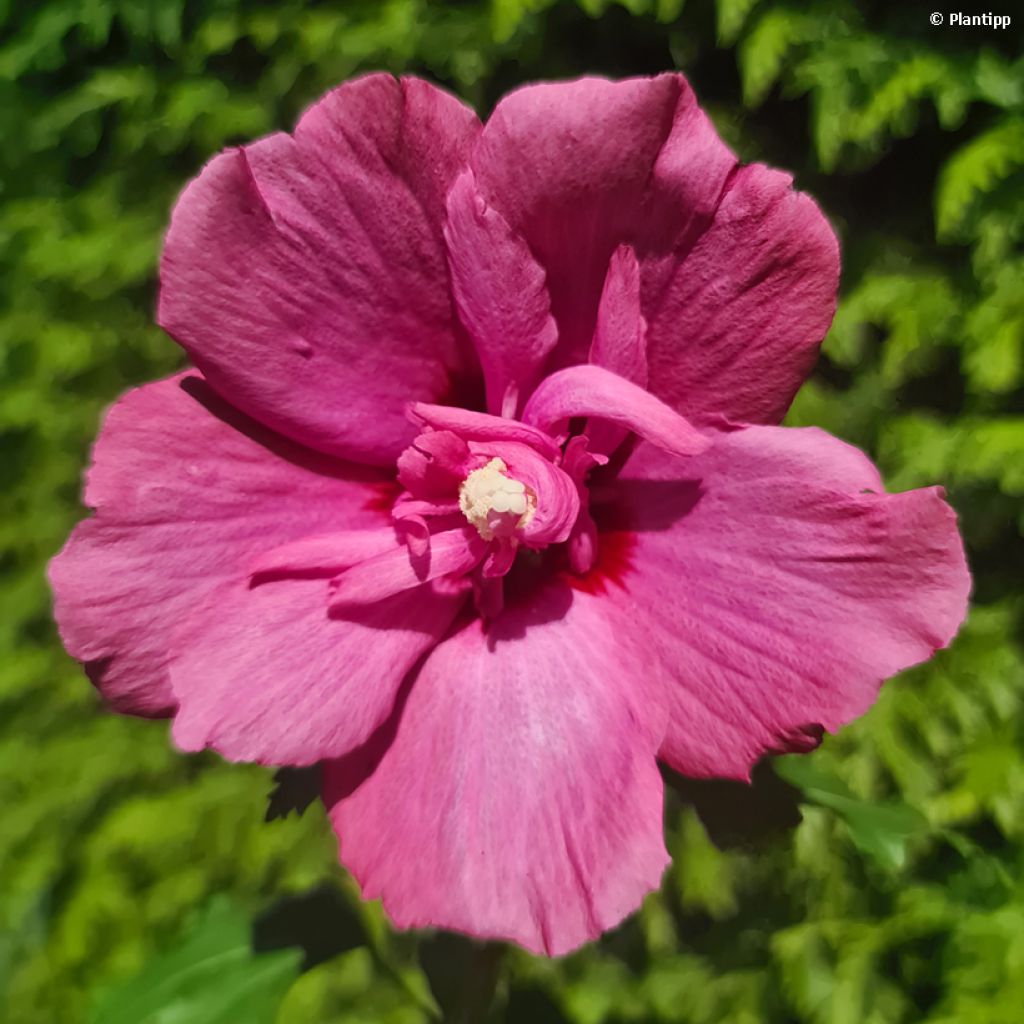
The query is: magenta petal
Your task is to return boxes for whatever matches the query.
[409,403,561,461]
[171,577,464,764]
[587,244,648,456]
[445,170,559,416]
[600,428,970,780]
[328,528,485,608]
[249,528,398,582]
[47,373,390,717]
[562,436,605,574]
[482,540,517,578]
[522,364,709,458]
[396,430,472,499]
[473,74,735,366]
[392,496,461,525]
[590,245,647,386]
[644,163,840,426]
[323,582,669,955]
[158,74,481,465]
[567,510,599,574]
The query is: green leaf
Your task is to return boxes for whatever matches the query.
[973,51,1024,110]
[655,0,685,22]
[936,116,1024,239]
[738,8,816,107]
[716,0,758,44]
[491,0,553,42]
[775,757,929,871]
[89,901,301,1024]
[670,808,738,917]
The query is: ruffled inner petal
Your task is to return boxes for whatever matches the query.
[587,244,648,456]
[444,170,559,416]
[409,403,562,460]
[248,528,399,583]
[522,364,709,458]
[471,74,736,369]
[329,527,485,608]
[396,430,472,499]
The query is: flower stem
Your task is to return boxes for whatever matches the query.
[448,942,505,1024]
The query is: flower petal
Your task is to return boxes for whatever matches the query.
[590,245,647,386]
[563,436,606,574]
[171,576,464,764]
[249,528,398,583]
[47,373,389,717]
[328,527,485,609]
[643,164,839,426]
[396,430,472,499]
[409,403,561,461]
[444,170,559,416]
[587,244,647,456]
[472,74,736,366]
[593,427,970,780]
[158,74,482,465]
[522,364,709,458]
[323,582,669,955]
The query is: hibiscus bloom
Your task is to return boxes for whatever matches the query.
[49,74,969,956]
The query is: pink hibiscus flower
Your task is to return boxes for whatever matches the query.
[49,74,970,956]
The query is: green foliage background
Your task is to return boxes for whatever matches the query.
[1,1,1022,1021]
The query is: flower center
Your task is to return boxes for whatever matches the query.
[458,457,536,541]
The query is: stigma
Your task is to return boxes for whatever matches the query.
[458,458,536,541]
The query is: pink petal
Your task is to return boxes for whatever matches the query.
[482,540,517,578]
[567,510,599,575]
[47,373,390,717]
[328,528,485,608]
[444,170,559,416]
[472,74,735,366]
[590,245,647,386]
[396,430,472,499]
[249,528,398,583]
[171,576,464,764]
[390,499,464,558]
[323,582,669,955]
[587,244,648,456]
[562,436,606,575]
[158,75,481,465]
[522,364,709,458]
[643,164,839,426]
[391,496,461,526]
[596,428,970,780]
[409,403,561,461]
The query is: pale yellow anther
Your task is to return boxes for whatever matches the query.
[458,458,536,541]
